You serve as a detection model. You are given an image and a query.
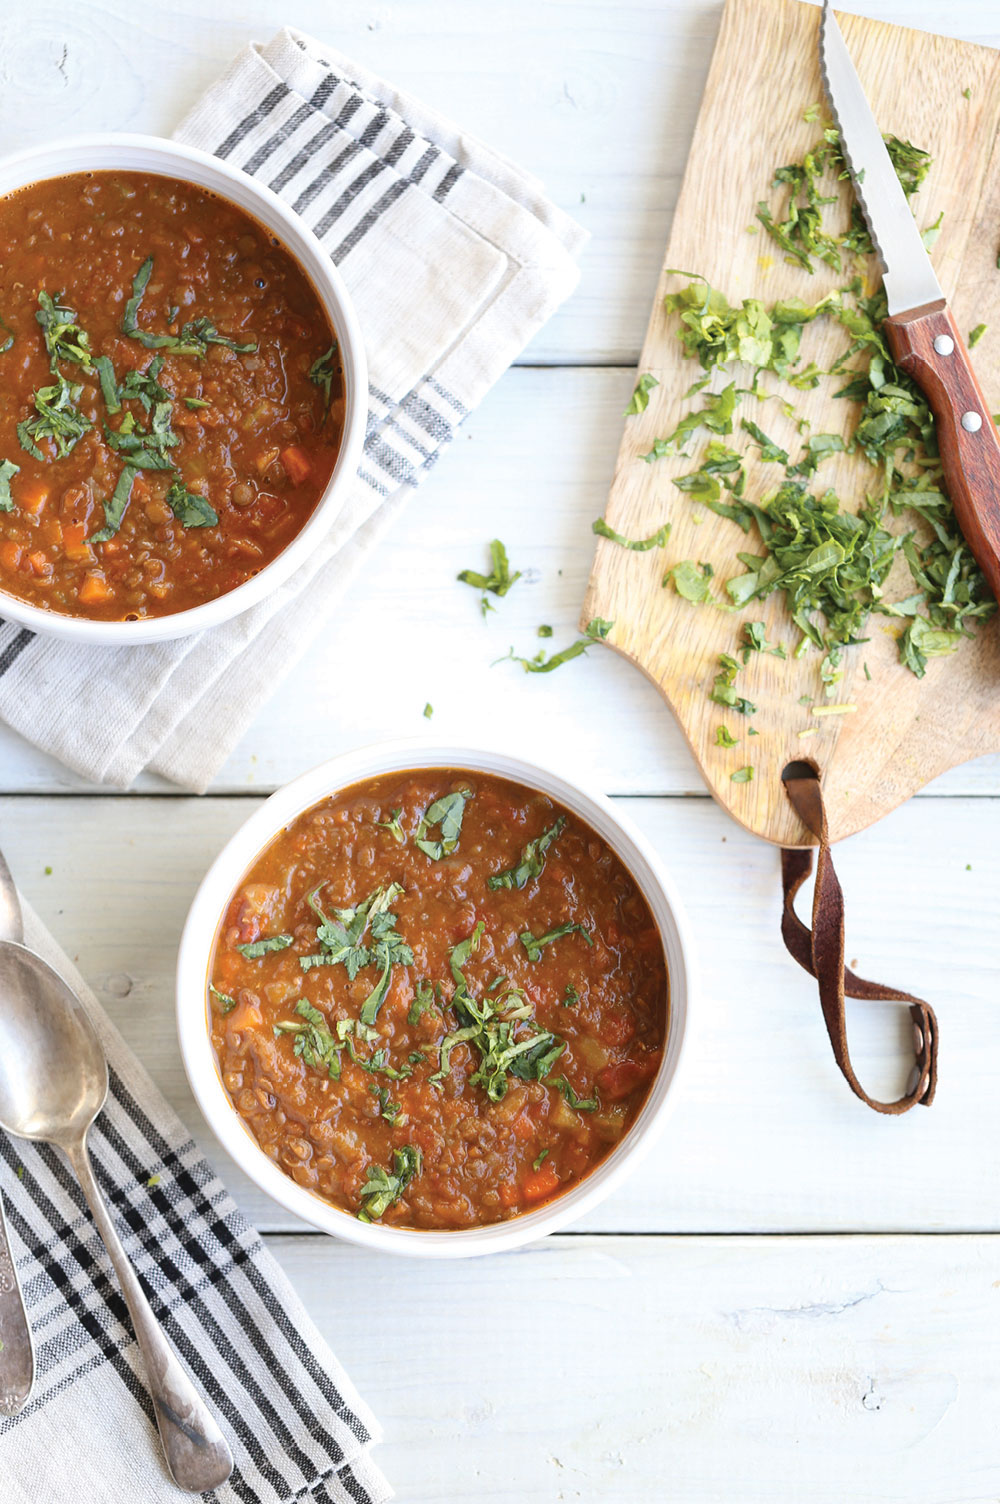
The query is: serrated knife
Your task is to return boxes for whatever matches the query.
[820,0,1000,603]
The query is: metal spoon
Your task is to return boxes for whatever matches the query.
[0,881,233,1491]
[0,848,33,1419]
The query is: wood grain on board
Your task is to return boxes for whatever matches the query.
[584,0,1000,847]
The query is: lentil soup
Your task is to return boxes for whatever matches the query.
[209,769,669,1231]
[0,170,344,620]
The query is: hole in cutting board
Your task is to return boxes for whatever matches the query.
[782,759,819,783]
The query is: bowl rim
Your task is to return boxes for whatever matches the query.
[0,130,368,644]
[176,740,696,1258]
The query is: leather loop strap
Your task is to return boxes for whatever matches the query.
[781,774,938,1114]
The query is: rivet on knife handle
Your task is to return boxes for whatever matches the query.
[885,303,1000,605]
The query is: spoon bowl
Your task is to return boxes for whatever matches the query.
[0,944,107,1145]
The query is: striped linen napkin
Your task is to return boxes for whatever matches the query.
[0,28,585,791]
[0,900,391,1504]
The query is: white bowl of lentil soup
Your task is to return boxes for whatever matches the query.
[178,743,694,1257]
[0,133,366,641]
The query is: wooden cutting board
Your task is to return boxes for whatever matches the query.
[583,0,1000,848]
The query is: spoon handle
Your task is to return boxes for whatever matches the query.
[0,1187,33,1417]
[65,1136,233,1493]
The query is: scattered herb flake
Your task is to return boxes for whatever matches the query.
[237,934,293,959]
[667,559,714,602]
[209,983,237,1014]
[0,458,18,513]
[376,807,406,845]
[357,1145,422,1221]
[458,539,521,613]
[625,372,659,416]
[487,815,566,891]
[91,465,138,543]
[548,1076,599,1112]
[415,788,473,860]
[497,617,613,674]
[593,517,671,551]
[165,481,218,528]
[519,922,593,963]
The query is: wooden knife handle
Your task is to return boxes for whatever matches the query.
[884,301,1000,605]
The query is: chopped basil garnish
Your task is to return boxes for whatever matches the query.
[755,129,930,274]
[123,255,257,355]
[371,1083,403,1123]
[740,418,787,464]
[309,342,340,417]
[376,807,406,844]
[487,815,565,891]
[593,517,671,551]
[341,1027,413,1081]
[35,290,92,369]
[731,766,754,783]
[519,922,593,963]
[209,983,236,1014]
[710,654,756,716]
[357,1145,422,1221]
[624,372,659,416]
[273,999,341,1078]
[532,1149,550,1171]
[414,788,473,860]
[643,380,740,458]
[0,459,19,514]
[298,882,413,1027]
[667,560,713,602]
[166,481,218,528]
[714,725,738,748]
[104,398,178,470]
[741,622,785,661]
[657,120,994,695]
[93,355,120,414]
[549,1076,599,1112]
[407,979,438,1025]
[236,934,293,959]
[18,372,91,460]
[300,882,404,976]
[91,465,138,543]
[184,396,211,410]
[458,539,521,617]
[562,985,580,1008]
[119,355,171,412]
[968,323,987,349]
[430,925,566,1103]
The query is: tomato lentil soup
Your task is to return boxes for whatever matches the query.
[209,770,668,1231]
[0,170,344,620]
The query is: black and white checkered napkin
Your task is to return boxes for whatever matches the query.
[0,28,585,791]
[0,902,391,1504]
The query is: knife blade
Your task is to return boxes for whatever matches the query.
[819,0,1000,606]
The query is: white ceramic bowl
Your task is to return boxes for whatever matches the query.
[177,743,695,1258]
[0,133,367,644]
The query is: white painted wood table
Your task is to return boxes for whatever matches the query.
[3,1,1000,1498]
